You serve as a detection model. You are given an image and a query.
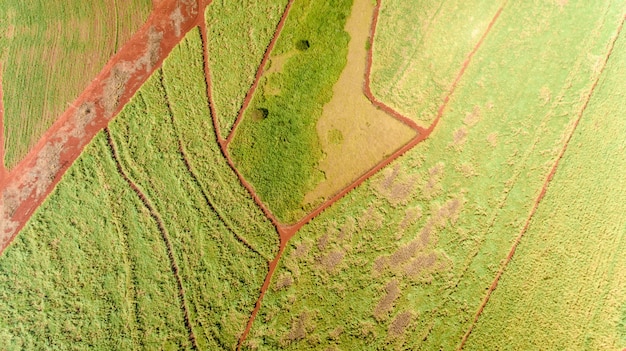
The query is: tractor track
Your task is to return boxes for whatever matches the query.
[105,126,199,350]
[201,0,506,348]
[158,70,267,261]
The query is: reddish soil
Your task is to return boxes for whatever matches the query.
[457,13,626,350]
[0,0,206,253]
[200,0,506,348]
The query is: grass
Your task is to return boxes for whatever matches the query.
[0,27,278,350]
[301,0,416,207]
[370,0,504,126]
[464,21,626,351]
[204,0,289,138]
[240,1,626,349]
[0,133,191,350]
[229,0,354,223]
[0,0,152,169]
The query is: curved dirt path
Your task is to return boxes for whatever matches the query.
[201,0,506,348]
[105,127,199,349]
[0,0,206,254]
[457,13,626,350]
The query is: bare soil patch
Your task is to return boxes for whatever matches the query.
[0,0,202,254]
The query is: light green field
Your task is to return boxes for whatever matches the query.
[464,22,626,351]
[0,0,152,169]
[229,0,353,223]
[205,0,288,138]
[1,0,626,350]
[0,28,278,349]
[241,1,626,349]
[370,0,503,127]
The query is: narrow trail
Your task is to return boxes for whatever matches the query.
[158,71,267,260]
[0,0,204,254]
[200,0,506,348]
[0,62,5,181]
[457,13,626,351]
[105,127,199,350]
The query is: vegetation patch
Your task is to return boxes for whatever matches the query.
[229,0,354,223]
[242,1,625,349]
[0,0,152,169]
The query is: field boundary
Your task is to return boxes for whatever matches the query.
[0,0,205,255]
[457,13,626,350]
[105,127,199,350]
[199,0,506,348]
[159,71,267,261]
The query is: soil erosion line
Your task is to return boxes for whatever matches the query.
[159,71,267,260]
[226,0,505,348]
[0,0,203,256]
[223,0,294,145]
[105,127,199,350]
[457,13,626,351]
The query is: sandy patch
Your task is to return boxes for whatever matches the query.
[303,0,416,205]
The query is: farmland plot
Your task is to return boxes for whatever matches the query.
[241,1,626,349]
[0,0,152,169]
[0,28,278,349]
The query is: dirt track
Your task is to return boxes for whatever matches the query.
[105,127,199,349]
[0,0,205,254]
[457,13,626,350]
[199,0,507,348]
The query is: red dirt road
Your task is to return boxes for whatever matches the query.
[0,0,205,254]
[202,0,506,348]
[457,13,626,350]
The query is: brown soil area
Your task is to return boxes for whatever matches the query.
[457,13,626,350]
[0,0,204,253]
[304,0,417,205]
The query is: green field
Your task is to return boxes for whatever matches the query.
[0,0,152,169]
[370,0,503,127]
[0,28,278,349]
[205,0,288,138]
[464,21,626,351]
[241,1,626,349]
[229,0,353,223]
[1,0,626,350]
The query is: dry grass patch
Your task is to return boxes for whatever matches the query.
[303,0,417,206]
[373,279,401,321]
